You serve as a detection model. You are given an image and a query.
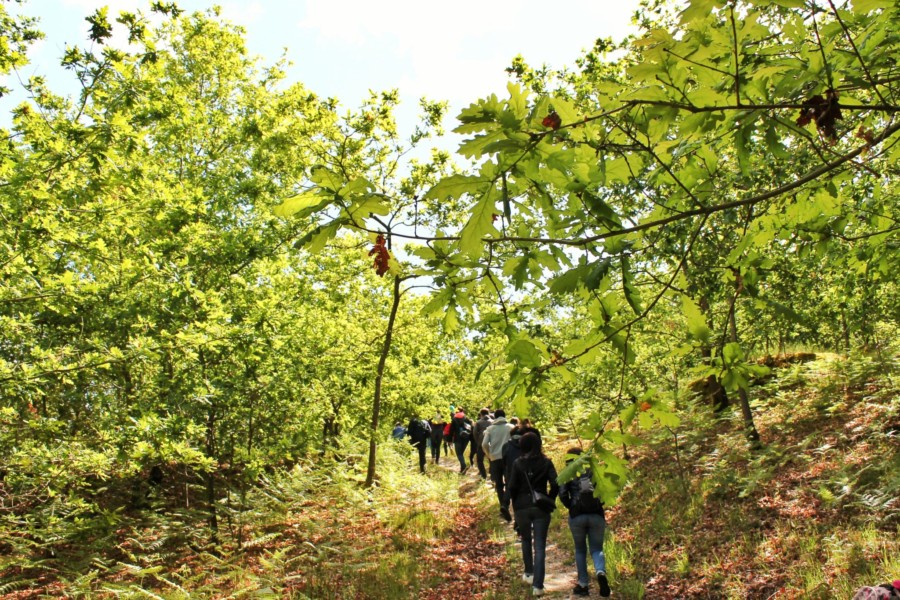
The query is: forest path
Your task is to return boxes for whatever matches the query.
[431,455,581,599]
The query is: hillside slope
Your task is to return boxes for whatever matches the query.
[1,352,896,599]
[596,351,899,599]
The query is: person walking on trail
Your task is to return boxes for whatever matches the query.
[473,408,494,479]
[449,408,474,474]
[506,432,558,597]
[406,417,431,474]
[428,413,445,465]
[503,421,542,536]
[503,422,542,506]
[442,420,452,456]
[559,447,611,598]
[391,422,406,440]
[481,408,514,520]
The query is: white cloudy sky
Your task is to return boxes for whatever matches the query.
[11,0,642,137]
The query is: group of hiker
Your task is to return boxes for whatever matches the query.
[395,407,611,598]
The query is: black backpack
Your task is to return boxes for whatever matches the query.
[455,417,472,441]
[408,419,430,443]
[573,470,604,514]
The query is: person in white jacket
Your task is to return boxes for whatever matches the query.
[481,409,515,521]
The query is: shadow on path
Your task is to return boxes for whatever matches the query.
[433,461,583,599]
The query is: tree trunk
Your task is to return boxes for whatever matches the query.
[205,404,219,542]
[841,307,851,354]
[322,415,334,457]
[199,350,219,541]
[729,307,761,448]
[698,296,728,411]
[246,366,258,457]
[364,275,403,488]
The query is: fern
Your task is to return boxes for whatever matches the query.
[0,578,35,595]
[241,531,282,550]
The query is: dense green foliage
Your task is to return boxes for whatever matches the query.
[283,0,898,500]
[0,0,897,596]
[0,2,484,559]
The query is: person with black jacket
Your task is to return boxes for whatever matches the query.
[559,447,611,598]
[428,413,446,465]
[505,432,558,597]
[449,408,473,474]
[503,422,541,503]
[406,417,431,474]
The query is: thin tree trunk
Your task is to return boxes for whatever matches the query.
[699,295,728,411]
[246,366,258,457]
[364,275,403,488]
[205,403,219,542]
[729,307,761,448]
[200,350,219,542]
[841,308,851,354]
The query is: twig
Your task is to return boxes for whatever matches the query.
[667,426,691,498]
[827,0,889,106]
[810,4,835,90]
[729,3,742,106]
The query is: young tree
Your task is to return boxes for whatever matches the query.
[292,0,899,500]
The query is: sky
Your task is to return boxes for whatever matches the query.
[8,0,643,141]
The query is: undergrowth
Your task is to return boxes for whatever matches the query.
[1,347,897,598]
[601,346,899,599]
[0,439,500,598]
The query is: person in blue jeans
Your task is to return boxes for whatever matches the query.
[559,447,611,597]
[505,432,558,597]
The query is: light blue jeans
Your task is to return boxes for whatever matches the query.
[568,513,606,586]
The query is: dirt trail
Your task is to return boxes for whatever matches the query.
[433,460,581,599]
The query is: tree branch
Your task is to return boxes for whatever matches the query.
[486,119,900,248]
[729,3,742,106]
[545,214,710,370]
[827,0,889,106]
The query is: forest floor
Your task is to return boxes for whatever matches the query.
[1,351,897,598]
[433,459,576,599]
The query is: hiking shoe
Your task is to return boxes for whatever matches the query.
[522,573,533,584]
[572,584,590,596]
[460,465,468,475]
[499,506,512,522]
[597,571,611,597]
[532,587,545,597]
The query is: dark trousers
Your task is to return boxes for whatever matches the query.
[489,458,507,506]
[414,441,426,473]
[475,447,488,479]
[454,440,468,471]
[516,505,551,590]
[430,438,441,463]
